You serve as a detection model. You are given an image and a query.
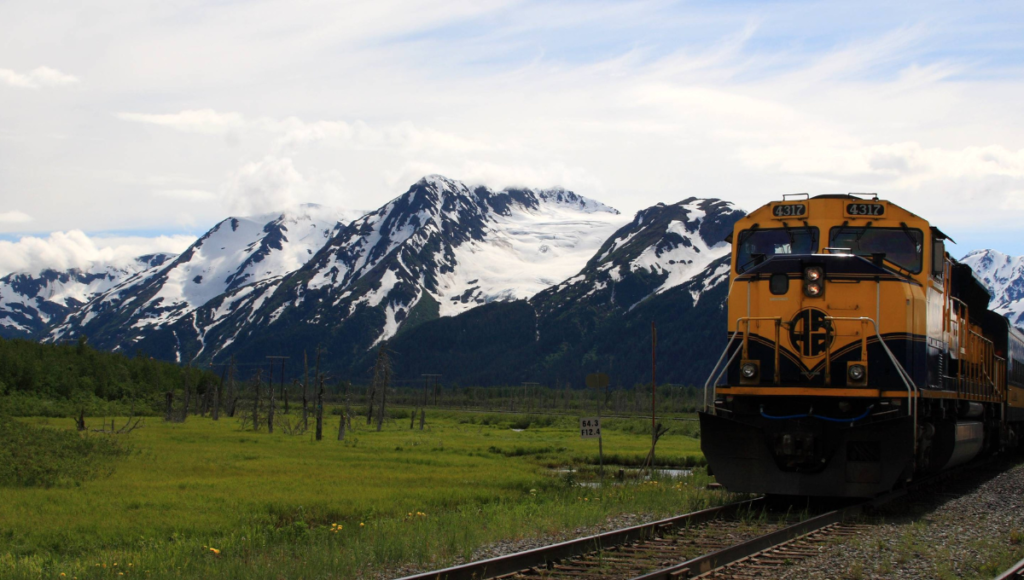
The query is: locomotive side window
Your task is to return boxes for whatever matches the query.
[828,227,923,273]
[735,227,819,273]
[932,238,945,279]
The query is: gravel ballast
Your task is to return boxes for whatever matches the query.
[778,459,1024,580]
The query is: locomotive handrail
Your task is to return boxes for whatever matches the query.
[703,317,783,412]
[825,316,919,454]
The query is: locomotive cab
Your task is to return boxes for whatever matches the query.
[700,194,1019,497]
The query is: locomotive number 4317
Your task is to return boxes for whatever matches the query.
[846,202,885,216]
[772,204,806,217]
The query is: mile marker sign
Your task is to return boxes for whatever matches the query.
[580,417,601,439]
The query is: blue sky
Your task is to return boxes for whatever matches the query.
[1,0,1023,272]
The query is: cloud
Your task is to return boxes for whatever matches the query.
[0,231,195,277]
[116,109,245,134]
[0,211,33,224]
[221,156,305,216]
[153,189,218,202]
[0,66,78,89]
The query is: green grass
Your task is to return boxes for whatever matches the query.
[0,410,729,579]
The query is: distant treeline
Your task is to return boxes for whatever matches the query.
[0,337,217,417]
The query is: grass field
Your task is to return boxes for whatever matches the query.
[0,409,733,579]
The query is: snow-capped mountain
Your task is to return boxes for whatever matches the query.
[277,175,623,345]
[0,254,173,338]
[49,204,363,351]
[376,198,746,386]
[535,198,742,317]
[962,249,1024,329]
[47,176,624,363]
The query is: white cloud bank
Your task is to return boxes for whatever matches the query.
[0,66,78,89]
[0,231,195,277]
[0,211,32,224]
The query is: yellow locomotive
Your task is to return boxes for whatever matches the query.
[700,194,1024,497]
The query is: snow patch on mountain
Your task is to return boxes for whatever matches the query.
[436,204,627,316]
[0,254,173,335]
[962,249,1024,329]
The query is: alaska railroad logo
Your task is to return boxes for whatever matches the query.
[789,308,833,357]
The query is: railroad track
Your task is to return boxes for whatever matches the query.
[396,459,1004,580]
[996,557,1024,580]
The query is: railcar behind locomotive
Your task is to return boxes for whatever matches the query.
[700,194,1024,497]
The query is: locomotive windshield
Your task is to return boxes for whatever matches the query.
[829,227,923,273]
[735,227,819,273]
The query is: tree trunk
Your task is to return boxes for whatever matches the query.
[180,365,192,422]
[268,371,275,434]
[315,375,324,441]
[314,347,323,441]
[252,370,261,431]
[226,357,236,418]
[302,351,309,430]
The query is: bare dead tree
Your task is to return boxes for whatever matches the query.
[268,370,276,434]
[213,363,225,421]
[302,351,309,430]
[180,368,191,422]
[342,391,350,444]
[366,382,376,426]
[252,370,262,431]
[371,347,391,432]
[226,357,237,417]
[314,347,324,441]
[164,391,173,422]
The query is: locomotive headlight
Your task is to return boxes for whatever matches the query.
[848,364,866,381]
[741,363,758,379]
[803,266,825,297]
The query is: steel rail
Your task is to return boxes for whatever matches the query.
[995,556,1024,580]
[628,456,1005,580]
[392,498,763,580]
[628,487,905,580]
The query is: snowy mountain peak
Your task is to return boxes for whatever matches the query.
[0,253,175,337]
[536,197,745,317]
[962,249,1024,329]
